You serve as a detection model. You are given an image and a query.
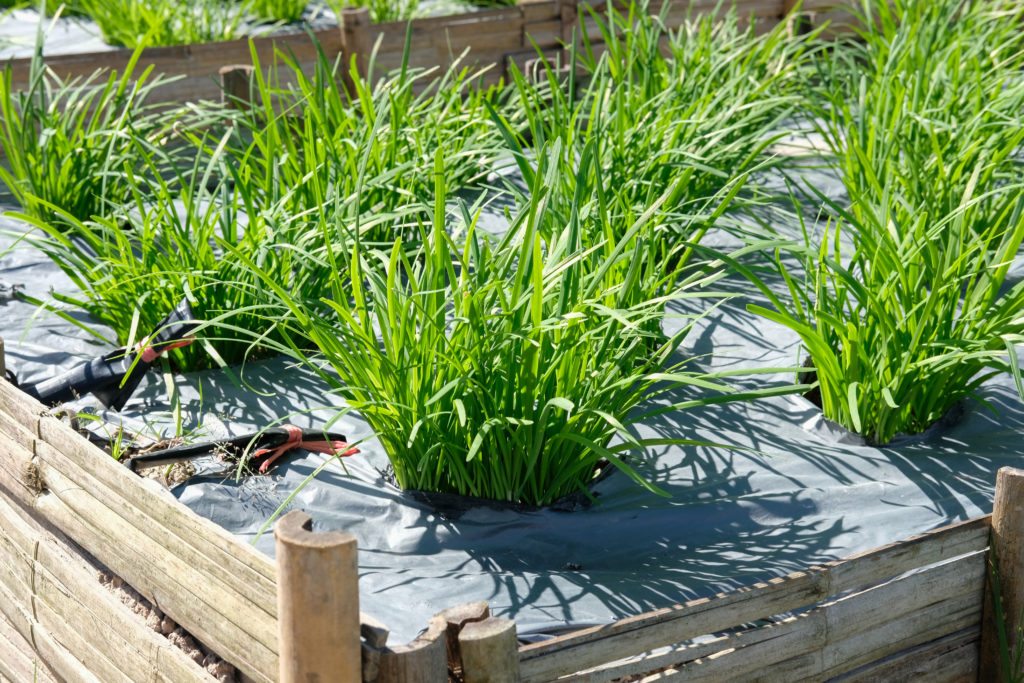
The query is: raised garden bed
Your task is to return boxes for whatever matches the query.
[0,0,854,105]
[1,353,1022,680]
[1,0,1021,678]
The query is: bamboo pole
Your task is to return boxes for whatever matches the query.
[275,510,361,683]
[981,467,1024,680]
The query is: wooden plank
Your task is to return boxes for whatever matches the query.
[518,568,830,682]
[0,540,34,644]
[0,504,34,594]
[33,563,215,683]
[647,612,827,682]
[439,27,525,53]
[3,27,344,87]
[522,0,560,23]
[35,545,218,683]
[32,593,134,683]
[0,411,37,452]
[829,515,990,594]
[32,432,277,618]
[522,19,562,46]
[520,517,990,681]
[826,550,986,645]
[821,586,983,678]
[560,610,821,683]
[832,627,979,682]
[374,7,524,36]
[0,438,39,509]
[0,559,96,683]
[0,608,59,683]
[37,415,276,588]
[0,380,43,437]
[31,463,277,683]
[631,553,984,682]
[31,624,102,683]
[0,475,215,682]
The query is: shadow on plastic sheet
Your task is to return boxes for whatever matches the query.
[129,355,341,435]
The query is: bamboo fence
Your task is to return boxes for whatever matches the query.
[1,334,1022,681]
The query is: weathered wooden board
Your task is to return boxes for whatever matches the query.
[0,604,60,683]
[2,27,345,105]
[832,626,979,682]
[519,516,990,682]
[0,377,279,682]
[0,468,217,683]
[611,551,985,682]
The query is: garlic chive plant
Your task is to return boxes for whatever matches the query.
[748,0,1024,444]
[77,0,244,48]
[499,0,818,253]
[12,41,509,371]
[232,142,794,505]
[0,45,175,227]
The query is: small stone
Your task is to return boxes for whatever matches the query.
[145,611,162,632]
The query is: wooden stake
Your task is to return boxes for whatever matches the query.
[459,617,521,683]
[981,466,1024,680]
[275,511,361,683]
[219,65,255,110]
[340,7,372,96]
[377,614,447,683]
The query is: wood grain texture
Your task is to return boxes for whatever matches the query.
[0,474,216,683]
[0,605,59,683]
[32,462,277,681]
[275,510,361,683]
[982,467,1024,680]
[378,613,449,683]
[520,517,990,682]
[460,618,522,683]
[0,378,44,438]
[832,626,979,683]
[622,552,984,682]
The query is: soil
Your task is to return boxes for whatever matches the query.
[390,458,614,519]
[97,571,237,682]
[62,412,200,486]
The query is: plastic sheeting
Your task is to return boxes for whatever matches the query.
[3,170,1023,644]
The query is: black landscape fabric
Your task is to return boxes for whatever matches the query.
[4,175,1023,644]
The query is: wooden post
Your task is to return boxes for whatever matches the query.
[981,467,1024,681]
[275,510,361,683]
[340,7,372,96]
[459,617,521,683]
[559,0,579,45]
[219,65,255,110]
[376,614,448,683]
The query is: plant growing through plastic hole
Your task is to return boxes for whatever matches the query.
[498,0,818,250]
[738,0,1024,444]
[245,0,307,23]
[210,38,507,252]
[739,166,1024,445]
[0,41,175,227]
[228,143,801,505]
[76,0,244,48]
[11,39,509,372]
